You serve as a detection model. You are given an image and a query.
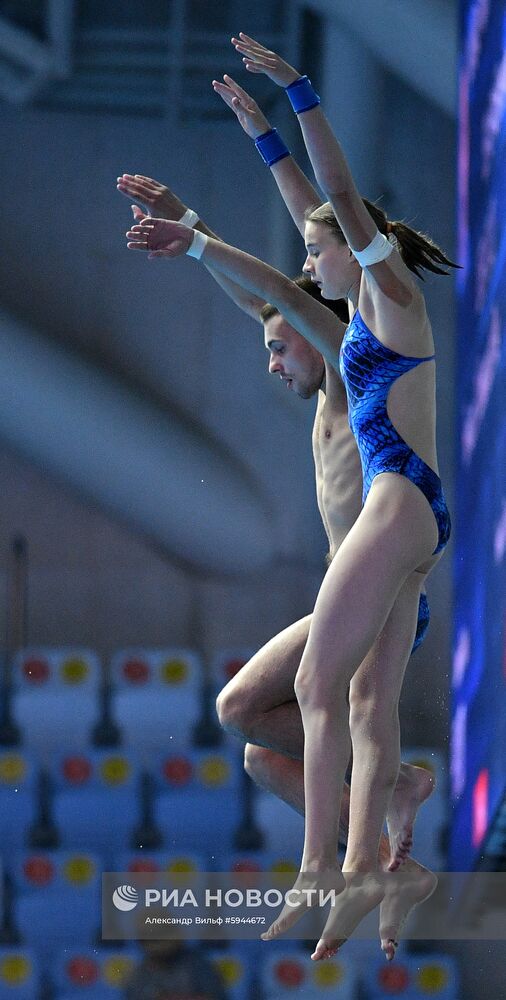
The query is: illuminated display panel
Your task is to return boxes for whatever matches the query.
[451,0,506,870]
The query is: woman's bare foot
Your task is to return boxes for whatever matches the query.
[261,868,345,942]
[311,873,385,962]
[387,763,435,870]
[379,861,438,960]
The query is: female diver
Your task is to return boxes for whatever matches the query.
[124,34,456,960]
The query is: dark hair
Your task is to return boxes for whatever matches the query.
[306,199,459,280]
[259,274,348,324]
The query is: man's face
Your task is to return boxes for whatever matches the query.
[263,314,325,399]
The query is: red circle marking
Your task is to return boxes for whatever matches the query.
[22,658,50,684]
[232,860,262,872]
[128,859,160,873]
[162,756,193,785]
[378,964,410,992]
[275,960,305,987]
[62,756,93,784]
[122,659,150,684]
[67,957,99,986]
[23,856,55,886]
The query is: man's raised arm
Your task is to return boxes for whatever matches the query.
[124,219,347,367]
[117,172,265,322]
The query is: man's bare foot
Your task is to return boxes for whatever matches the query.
[261,868,345,942]
[379,861,437,961]
[387,763,435,870]
[311,873,384,962]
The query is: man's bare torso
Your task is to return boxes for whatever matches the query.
[312,362,363,560]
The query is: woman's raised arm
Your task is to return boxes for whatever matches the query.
[212,74,321,236]
[231,34,419,307]
[230,35,376,246]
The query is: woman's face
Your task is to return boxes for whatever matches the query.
[303,220,357,300]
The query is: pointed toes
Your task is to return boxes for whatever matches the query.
[381,937,398,961]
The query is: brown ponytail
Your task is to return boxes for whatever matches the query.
[306,198,459,280]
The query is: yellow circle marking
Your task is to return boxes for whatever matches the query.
[160,659,188,684]
[0,955,31,983]
[198,756,230,787]
[60,658,89,684]
[269,860,298,873]
[313,962,344,987]
[103,955,134,986]
[213,957,242,986]
[167,858,198,873]
[416,964,449,992]
[63,856,96,884]
[0,754,27,783]
[100,756,131,784]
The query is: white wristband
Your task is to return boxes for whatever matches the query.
[186,230,208,260]
[352,230,393,267]
[179,208,199,227]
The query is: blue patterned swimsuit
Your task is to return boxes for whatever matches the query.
[339,309,451,555]
[412,592,430,653]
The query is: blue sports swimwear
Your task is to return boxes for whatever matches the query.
[412,592,430,653]
[339,310,451,556]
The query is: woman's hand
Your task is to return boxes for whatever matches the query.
[212,74,271,138]
[117,173,187,220]
[126,218,194,258]
[231,32,300,87]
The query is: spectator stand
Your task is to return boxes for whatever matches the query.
[50,750,142,863]
[10,851,101,967]
[10,649,101,755]
[110,647,202,752]
[260,949,358,1000]
[151,747,244,865]
[53,946,139,999]
[209,947,255,1000]
[0,750,37,855]
[118,850,208,875]
[364,953,459,999]
[254,790,305,859]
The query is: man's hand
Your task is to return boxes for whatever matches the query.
[117,173,187,221]
[212,74,271,138]
[231,32,300,87]
[131,204,148,224]
[126,218,194,258]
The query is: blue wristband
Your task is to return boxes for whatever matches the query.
[285,75,320,114]
[254,128,290,167]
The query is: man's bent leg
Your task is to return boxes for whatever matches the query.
[216,615,311,758]
[217,612,433,859]
[244,744,349,844]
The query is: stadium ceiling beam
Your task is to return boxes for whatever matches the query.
[0,310,274,577]
[304,0,457,117]
[0,0,74,104]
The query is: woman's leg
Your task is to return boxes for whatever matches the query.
[344,571,424,872]
[297,501,434,871]
[262,477,439,950]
